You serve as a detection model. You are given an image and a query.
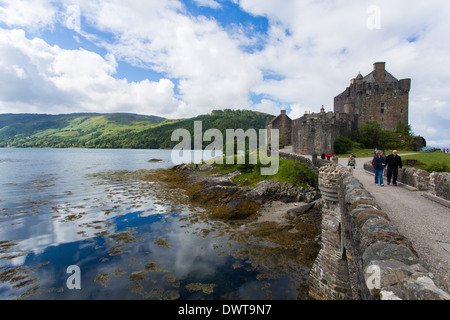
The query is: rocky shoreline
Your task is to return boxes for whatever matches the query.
[167,163,322,220]
[157,163,324,299]
[92,163,324,299]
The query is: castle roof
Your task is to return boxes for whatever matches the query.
[363,70,399,83]
[269,110,291,124]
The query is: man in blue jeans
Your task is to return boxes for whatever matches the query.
[372,150,386,186]
[385,150,403,186]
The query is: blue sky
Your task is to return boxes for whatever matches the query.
[0,0,449,147]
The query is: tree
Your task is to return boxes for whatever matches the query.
[334,137,353,154]
[396,120,413,136]
[356,121,383,149]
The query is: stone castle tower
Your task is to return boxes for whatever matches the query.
[266,110,292,147]
[334,62,411,131]
[266,62,411,154]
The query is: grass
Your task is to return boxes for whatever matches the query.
[339,149,449,173]
[337,148,415,159]
[207,153,318,188]
[401,151,450,172]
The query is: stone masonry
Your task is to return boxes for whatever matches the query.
[309,165,353,300]
[291,107,357,155]
[309,164,450,300]
[266,110,292,147]
[335,62,411,132]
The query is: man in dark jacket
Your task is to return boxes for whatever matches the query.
[385,150,403,186]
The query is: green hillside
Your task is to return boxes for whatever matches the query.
[0,113,165,148]
[0,110,270,149]
[87,109,270,149]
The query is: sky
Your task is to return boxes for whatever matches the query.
[0,0,449,147]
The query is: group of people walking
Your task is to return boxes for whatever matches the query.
[372,149,403,186]
[321,149,403,187]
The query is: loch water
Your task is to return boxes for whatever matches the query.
[0,148,309,300]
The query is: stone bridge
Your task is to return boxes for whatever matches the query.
[307,164,450,300]
[278,148,449,300]
[290,160,450,300]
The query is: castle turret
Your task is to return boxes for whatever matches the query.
[399,78,411,92]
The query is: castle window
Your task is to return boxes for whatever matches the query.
[381,103,385,114]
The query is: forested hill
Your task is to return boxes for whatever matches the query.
[0,110,270,149]
[0,113,165,148]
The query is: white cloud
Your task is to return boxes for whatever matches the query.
[193,0,222,9]
[288,104,308,120]
[0,0,449,146]
[251,99,282,116]
[0,28,185,117]
[74,0,262,114]
[0,0,56,32]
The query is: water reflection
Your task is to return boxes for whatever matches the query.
[0,148,313,300]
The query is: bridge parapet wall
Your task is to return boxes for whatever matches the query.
[310,164,450,300]
[363,161,450,201]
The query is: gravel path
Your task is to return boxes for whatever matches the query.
[280,148,450,293]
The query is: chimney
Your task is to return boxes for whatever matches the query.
[374,62,386,83]
[280,110,286,115]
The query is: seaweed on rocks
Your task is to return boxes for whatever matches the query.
[139,164,322,299]
[82,163,322,300]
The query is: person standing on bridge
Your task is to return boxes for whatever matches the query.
[348,154,356,174]
[372,150,386,186]
[332,154,339,165]
[385,150,403,186]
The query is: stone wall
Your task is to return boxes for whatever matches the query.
[291,112,356,155]
[309,165,353,300]
[429,172,450,201]
[363,162,450,201]
[246,179,320,203]
[309,164,450,300]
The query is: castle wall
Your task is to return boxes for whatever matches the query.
[291,112,356,155]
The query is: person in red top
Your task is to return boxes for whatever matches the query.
[326,152,332,160]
